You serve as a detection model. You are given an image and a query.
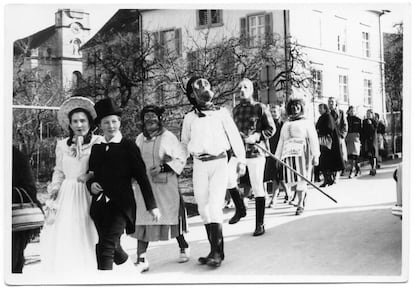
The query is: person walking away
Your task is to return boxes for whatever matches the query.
[275,97,320,215]
[375,112,387,167]
[345,106,362,177]
[40,97,101,273]
[132,105,190,272]
[87,98,160,271]
[181,76,246,268]
[315,103,345,187]
[361,109,378,176]
[231,78,276,236]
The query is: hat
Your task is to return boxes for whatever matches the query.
[57,96,96,129]
[94,98,122,124]
[141,105,165,123]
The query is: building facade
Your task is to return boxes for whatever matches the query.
[14,9,91,96]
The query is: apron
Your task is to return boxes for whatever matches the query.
[134,135,179,225]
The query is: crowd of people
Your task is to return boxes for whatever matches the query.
[11,76,388,274]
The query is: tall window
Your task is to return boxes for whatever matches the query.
[240,13,273,47]
[196,10,223,28]
[364,79,373,105]
[362,31,371,57]
[153,28,182,59]
[248,15,266,46]
[312,69,323,98]
[336,17,347,52]
[338,75,349,102]
[312,10,323,47]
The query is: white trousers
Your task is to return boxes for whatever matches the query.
[193,157,228,223]
[246,156,266,198]
[226,157,238,189]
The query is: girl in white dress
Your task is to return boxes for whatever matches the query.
[40,97,101,273]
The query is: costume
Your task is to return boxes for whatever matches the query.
[232,98,275,235]
[40,136,101,272]
[12,147,42,273]
[181,77,246,267]
[275,117,320,191]
[87,98,157,270]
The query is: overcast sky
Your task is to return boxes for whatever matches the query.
[4,3,406,45]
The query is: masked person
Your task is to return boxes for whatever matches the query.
[181,76,246,268]
[132,105,189,273]
[87,98,160,271]
[231,78,276,236]
[275,97,320,215]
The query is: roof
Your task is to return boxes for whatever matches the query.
[81,9,144,50]
[14,25,55,55]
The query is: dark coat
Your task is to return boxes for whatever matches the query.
[12,146,41,208]
[87,138,157,234]
[361,119,378,158]
[316,112,345,172]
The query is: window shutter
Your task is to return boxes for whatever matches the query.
[265,12,273,45]
[175,28,182,56]
[218,10,223,24]
[153,31,161,60]
[240,17,247,47]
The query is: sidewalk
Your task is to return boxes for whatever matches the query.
[15,159,403,285]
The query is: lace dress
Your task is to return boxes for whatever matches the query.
[40,135,101,273]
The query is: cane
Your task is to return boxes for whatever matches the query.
[241,133,337,203]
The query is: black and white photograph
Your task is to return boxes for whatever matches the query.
[2,0,411,285]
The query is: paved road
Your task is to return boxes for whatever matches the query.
[12,159,403,285]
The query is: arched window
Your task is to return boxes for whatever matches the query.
[72,71,82,89]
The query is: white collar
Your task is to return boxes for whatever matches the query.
[102,131,123,144]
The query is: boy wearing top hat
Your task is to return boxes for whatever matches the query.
[87,98,160,270]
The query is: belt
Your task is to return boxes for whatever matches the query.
[196,152,227,162]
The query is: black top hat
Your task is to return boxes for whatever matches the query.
[94,98,122,124]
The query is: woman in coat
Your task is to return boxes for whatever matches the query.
[345,106,362,177]
[361,109,378,176]
[132,105,190,273]
[275,97,320,215]
[315,103,345,187]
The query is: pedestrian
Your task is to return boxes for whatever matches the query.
[375,112,387,167]
[263,104,289,207]
[181,76,246,267]
[361,109,378,176]
[315,103,345,187]
[275,97,320,215]
[87,98,160,270]
[132,105,190,273]
[345,106,362,178]
[327,97,348,179]
[40,96,101,273]
[231,78,276,236]
[12,146,43,273]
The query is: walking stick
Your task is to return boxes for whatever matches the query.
[241,133,337,203]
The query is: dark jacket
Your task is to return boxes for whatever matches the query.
[316,112,345,172]
[347,116,362,134]
[330,108,348,139]
[12,146,41,208]
[361,119,378,158]
[87,138,157,234]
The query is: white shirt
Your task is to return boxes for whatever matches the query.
[181,108,246,164]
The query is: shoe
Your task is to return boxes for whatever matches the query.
[178,247,190,263]
[253,224,265,236]
[228,210,246,224]
[295,207,304,215]
[198,253,213,265]
[369,169,377,176]
[134,259,149,273]
[320,182,328,188]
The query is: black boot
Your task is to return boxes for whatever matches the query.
[206,223,224,267]
[355,162,361,176]
[253,197,265,236]
[198,224,213,265]
[228,188,246,224]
